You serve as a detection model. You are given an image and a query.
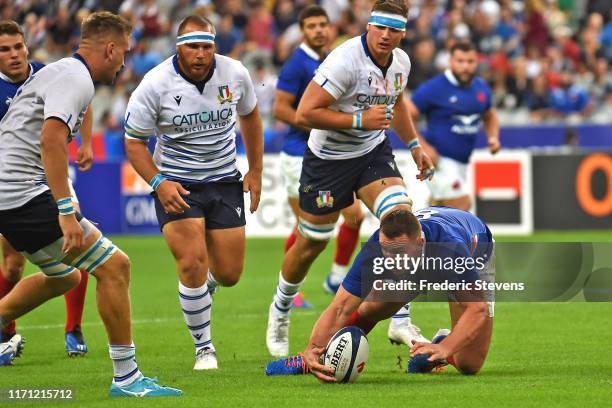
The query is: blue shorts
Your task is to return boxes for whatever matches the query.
[299,138,402,215]
[153,178,246,231]
[0,191,83,253]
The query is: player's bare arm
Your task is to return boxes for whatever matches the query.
[411,300,489,361]
[391,93,434,180]
[482,107,500,154]
[296,82,392,131]
[405,97,439,164]
[239,105,264,213]
[40,118,84,252]
[273,89,311,132]
[76,105,94,171]
[304,287,362,382]
[125,138,190,215]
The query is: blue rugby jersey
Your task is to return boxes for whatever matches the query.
[0,61,45,120]
[276,43,322,156]
[342,206,493,298]
[411,70,492,164]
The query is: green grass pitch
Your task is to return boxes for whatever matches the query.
[4,232,612,407]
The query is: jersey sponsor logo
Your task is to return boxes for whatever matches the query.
[449,95,458,103]
[4,96,12,106]
[217,85,233,104]
[174,95,182,105]
[355,93,399,107]
[172,108,234,127]
[316,190,334,208]
[450,113,481,134]
[368,72,373,86]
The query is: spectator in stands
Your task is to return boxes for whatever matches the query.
[45,3,78,57]
[216,13,243,59]
[407,36,437,90]
[526,73,552,121]
[549,70,593,119]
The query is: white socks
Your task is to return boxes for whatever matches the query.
[109,344,141,386]
[272,272,302,315]
[178,281,214,353]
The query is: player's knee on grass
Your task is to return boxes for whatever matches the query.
[453,355,486,375]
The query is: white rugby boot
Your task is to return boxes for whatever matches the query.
[266,302,289,357]
[194,347,218,370]
[388,318,429,346]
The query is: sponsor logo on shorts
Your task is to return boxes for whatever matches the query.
[235,207,242,217]
[316,190,334,208]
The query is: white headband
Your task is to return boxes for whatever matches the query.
[368,11,407,31]
[176,31,215,46]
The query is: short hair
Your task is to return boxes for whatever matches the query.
[178,15,215,36]
[380,209,421,240]
[298,5,329,28]
[81,11,132,41]
[371,0,409,17]
[0,20,25,39]
[450,41,477,54]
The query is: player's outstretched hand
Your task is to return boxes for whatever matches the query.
[410,341,451,362]
[59,214,85,253]
[243,170,262,213]
[156,180,190,215]
[361,105,392,130]
[488,138,501,155]
[76,144,94,171]
[411,147,435,181]
[304,345,337,383]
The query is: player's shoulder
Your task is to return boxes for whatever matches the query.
[141,56,174,82]
[392,47,411,67]
[472,76,491,91]
[327,36,362,60]
[214,54,249,74]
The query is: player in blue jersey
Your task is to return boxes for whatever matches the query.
[408,41,501,211]
[266,207,495,380]
[274,5,364,295]
[0,19,93,356]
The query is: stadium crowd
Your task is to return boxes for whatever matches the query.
[1,0,610,157]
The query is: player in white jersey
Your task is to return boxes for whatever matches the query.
[266,0,434,357]
[124,15,263,371]
[0,19,93,356]
[0,12,181,397]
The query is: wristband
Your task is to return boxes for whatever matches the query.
[149,173,166,191]
[407,139,420,150]
[352,113,362,130]
[57,197,75,215]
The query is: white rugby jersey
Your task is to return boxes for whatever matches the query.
[0,55,93,210]
[310,34,411,159]
[125,54,257,183]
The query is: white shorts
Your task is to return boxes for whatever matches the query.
[280,152,303,199]
[426,156,469,200]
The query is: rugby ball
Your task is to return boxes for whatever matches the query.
[323,326,368,383]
